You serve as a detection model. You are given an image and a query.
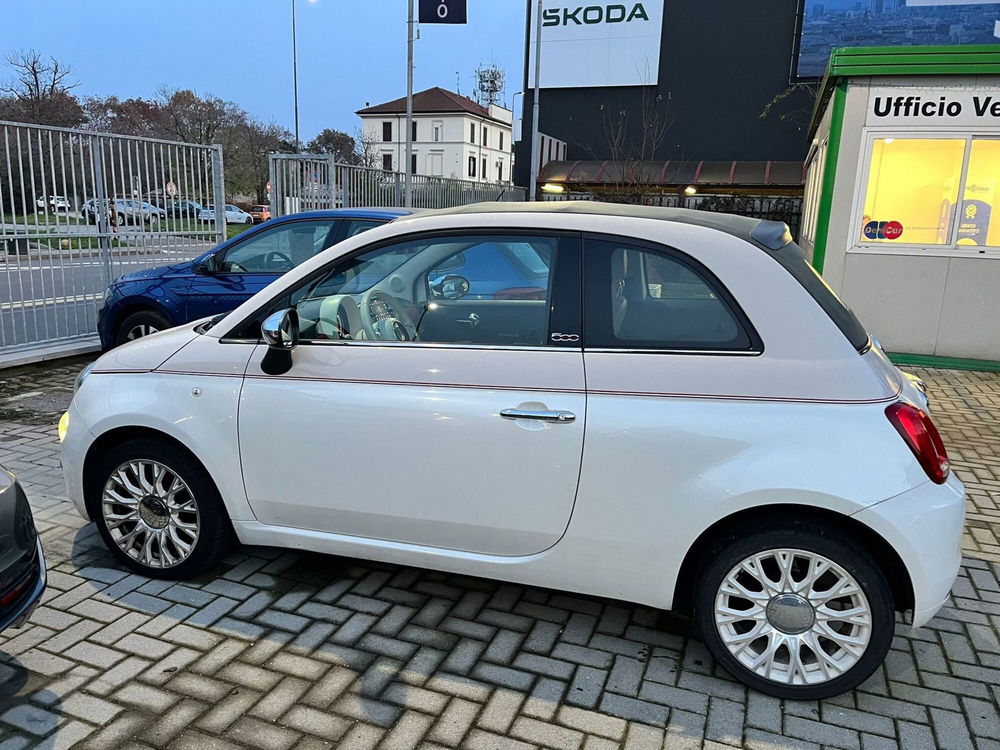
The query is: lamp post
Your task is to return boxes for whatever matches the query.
[528,0,542,201]
[291,0,316,152]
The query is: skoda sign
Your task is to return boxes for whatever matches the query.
[529,1,664,88]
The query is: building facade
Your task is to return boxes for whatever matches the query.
[358,88,513,184]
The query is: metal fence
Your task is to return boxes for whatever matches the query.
[269,154,526,216]
[543,191,803,239]
[0,120,224,362]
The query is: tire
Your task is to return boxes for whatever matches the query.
[86,437,233,579]
[114,309,171,347]
[693,521,894,700]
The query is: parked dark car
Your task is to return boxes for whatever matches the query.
[97,208,413,349]
[0,466,45,632]
[158,199,203,218]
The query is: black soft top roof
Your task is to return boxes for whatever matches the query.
[395,201,793,251]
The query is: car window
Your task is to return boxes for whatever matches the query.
[584,238,756,351]
[219,220,337,273]
[278,234,559,346]
[343,219,383,238]
[427,241,552,300]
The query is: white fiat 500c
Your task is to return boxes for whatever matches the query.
[61,202,964,699]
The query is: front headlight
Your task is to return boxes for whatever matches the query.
[74,363,94,394]
[58,410,69,443]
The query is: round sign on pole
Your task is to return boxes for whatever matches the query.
[166,181,177,197]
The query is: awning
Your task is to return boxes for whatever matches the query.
[537,160,805,190]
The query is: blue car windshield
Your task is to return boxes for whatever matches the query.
[305,245,419,298]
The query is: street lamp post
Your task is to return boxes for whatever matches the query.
[528,0,542,201]
[291,0,300,151]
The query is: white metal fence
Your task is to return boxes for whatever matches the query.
[0,120,224,362]
[268,154,526,216]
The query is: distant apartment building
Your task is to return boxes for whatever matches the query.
[357,87,513,184]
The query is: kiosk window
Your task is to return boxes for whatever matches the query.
[861,138,964,245]
[959,140,1000,248]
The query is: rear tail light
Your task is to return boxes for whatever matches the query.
[885,401,950,484]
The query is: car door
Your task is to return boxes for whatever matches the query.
[184,218,340,321]
[235,231,585,557]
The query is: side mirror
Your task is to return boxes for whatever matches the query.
[260,308,299,375]
[195,253,218,275]
[430,274,471,301]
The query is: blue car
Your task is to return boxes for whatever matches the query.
[98,208,412,349]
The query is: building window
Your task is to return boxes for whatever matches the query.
[481,157,486,180]
[468,156,476,178]
[497,160,503,181]
[499,131,504,150]
[482,126,488,145]
[411,153,417,174]
[470,123,475,144]
[433,121,442,142]
[382,153,392,171]
[858,136,1000,250]
[382,122,392,142]
[411,120,418,141]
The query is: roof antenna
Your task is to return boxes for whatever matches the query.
[456,71,461,95]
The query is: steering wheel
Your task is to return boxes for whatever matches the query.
[265,251,294,272]
[360,290,418,342]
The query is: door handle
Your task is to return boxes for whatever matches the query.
[500,408,576,423]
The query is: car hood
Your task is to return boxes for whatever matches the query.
[116,261,195,284]
[91,324,198,373]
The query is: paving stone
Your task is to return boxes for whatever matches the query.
[5,363,1000,750]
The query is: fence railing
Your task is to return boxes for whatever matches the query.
[0,120,224,362]
[542,191,803,239]
[269,154,526,216]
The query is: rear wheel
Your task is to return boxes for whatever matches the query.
[115,309,171,347]
[86,438,232,579]
[694,522,894,700]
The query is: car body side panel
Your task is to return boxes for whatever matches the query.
[852,473,965,628]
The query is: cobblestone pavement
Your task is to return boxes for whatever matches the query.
[1,357,999,750]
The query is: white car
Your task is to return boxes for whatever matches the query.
[36,195,71,211]
[60,202,964,699]
[198,204,253,224]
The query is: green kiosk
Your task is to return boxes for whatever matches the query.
[802,45,1000,369]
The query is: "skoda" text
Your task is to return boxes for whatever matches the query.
[542,3,650,26]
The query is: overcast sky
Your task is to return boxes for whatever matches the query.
[0,0,527,140]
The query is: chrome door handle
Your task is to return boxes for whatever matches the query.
[500,408,576,423]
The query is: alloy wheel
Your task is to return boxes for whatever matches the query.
[101,460,200,568]
[125,324,160,340]
[714,548,873,686]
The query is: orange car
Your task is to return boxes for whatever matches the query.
[248,204,271,223]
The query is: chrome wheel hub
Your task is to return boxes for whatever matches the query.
[766,593,815,634]
[101,460,200,568]
[714,549,872,686]
[126,324,159,340]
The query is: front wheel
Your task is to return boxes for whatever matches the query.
[114,309,171,347]
[86,438,233,579]
[694,523,894,700]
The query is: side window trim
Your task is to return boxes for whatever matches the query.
[581,232,763,355]
[221,228,583,350]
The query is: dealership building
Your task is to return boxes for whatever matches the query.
[516,1,1000,366]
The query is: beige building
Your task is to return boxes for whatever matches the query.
[357,87,513,184]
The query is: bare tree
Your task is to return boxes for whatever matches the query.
[353,126,381,169]
[760,82,818,130]
[0,50,83,126]
[584,87,672,202]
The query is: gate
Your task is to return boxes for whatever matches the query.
[0,120,224,363]
[268,154,526,217]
